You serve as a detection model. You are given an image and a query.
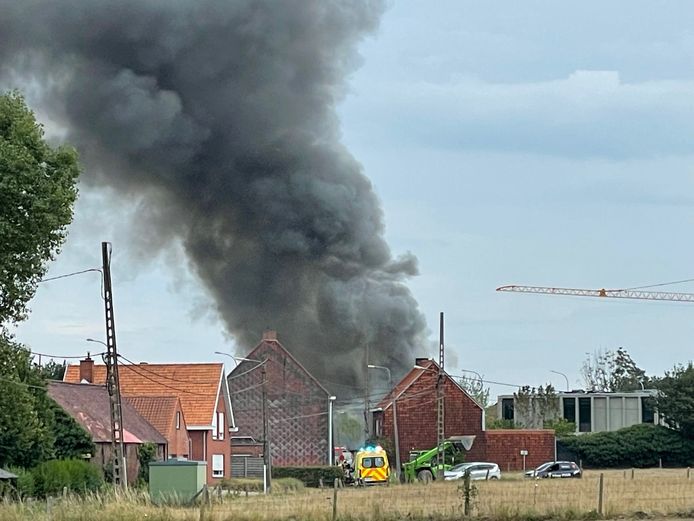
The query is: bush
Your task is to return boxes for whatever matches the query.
[272,466,344,487]
[558,424,694,468]
[8,466,34,498]
[32,459,103,497]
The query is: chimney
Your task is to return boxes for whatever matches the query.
[79,353,94,383]
[262,330,277,342]
[415,357,432,367]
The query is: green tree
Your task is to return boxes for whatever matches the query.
[0,91,79,327]
[513,384,560,429]
[37,359,66,381]
[457,374,490,408]
[50,400,94,459]
[655,362,694,438]
[581,347,648,392]
[0,335,55,468]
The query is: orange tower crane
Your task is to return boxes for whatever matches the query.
[496,284,694,303]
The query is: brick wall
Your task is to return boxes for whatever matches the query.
[378,369,485,465]
[479,430,555,471]
[229,338,329,468]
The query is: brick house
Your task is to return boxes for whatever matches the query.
[227,331,331,469]
[126,396,190,459]
[374,358,486,467]
[374,358,555,473]
[64,358,235,483]
[48,381,167,484]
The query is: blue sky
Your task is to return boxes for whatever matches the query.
[14,0,694,400]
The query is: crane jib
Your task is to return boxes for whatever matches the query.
[496,285,694,303]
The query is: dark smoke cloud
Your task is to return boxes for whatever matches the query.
[0,0,427,389]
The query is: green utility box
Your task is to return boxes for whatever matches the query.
[149,459,207,503]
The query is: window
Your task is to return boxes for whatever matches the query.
[642,397,655,423]
[578,398,592,432]
[373,457,384,468]
[217,412,225,440]
[502,398,514,420]
[212,413,218,440]
[563,397,576,423]
[176,411,181,430]
[212,454,224,478]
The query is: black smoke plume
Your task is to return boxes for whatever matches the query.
[0,0,427,389]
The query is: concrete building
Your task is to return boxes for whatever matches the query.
[497,389,658,433]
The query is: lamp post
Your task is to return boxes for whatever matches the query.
[550,370,570,391]
[214,352,269,492]
[328,396,336,465]
[86,337,107,348]
[368,364,399,479]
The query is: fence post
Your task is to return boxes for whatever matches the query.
[46,497,52,521]
[631,468,634,480]
[597,473,604,517]
[688,467,691,480]
[332,478,339,521]
[463,470,472,516]
[659,458,663,469]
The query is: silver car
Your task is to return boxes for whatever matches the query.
[444,462,501,481]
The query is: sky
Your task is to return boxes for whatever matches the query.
[13,0,694,402]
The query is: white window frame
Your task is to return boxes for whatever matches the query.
[212,412,218,440]
[212,454,224,478]
[176,411,181,430]
[217,412,225,440]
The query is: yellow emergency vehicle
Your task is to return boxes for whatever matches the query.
[354,446,390,486]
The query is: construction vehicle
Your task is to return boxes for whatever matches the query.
[403,436,474,483]
[353,445,390,486]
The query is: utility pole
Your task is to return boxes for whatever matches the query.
[262,362,271,493]
[436,312,445,479]
[102,242,126,488]
[364,343,370,439]
[392,397,401,481]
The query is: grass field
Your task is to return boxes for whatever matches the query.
[2,468,694,521]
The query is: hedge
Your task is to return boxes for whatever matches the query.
[558,424,694,468]
[272,466,344,487]
[32,459,103,497]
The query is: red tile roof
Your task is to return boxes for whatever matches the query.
[125,395,180,437]
[48,381,166,444]
[376,359,483,411]
[64,363,225,427]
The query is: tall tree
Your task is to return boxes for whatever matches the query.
[655,362,694,438]
[457,374,490,408]
[0,91,79,327]
[581,347,648,392]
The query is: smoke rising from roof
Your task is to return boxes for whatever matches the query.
[0,0,427,389]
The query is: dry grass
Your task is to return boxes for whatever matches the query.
[2,468,694,521]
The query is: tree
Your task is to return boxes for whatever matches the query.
[655,362,694,438]
[0,335,55,468]
[0,91,79,327]
[37,359,67,381]
[513,384,560,429]
[457,374,490,409]
[581,347,648,392]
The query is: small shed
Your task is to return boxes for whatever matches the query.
[149,460,207,503]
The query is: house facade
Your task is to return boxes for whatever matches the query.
[126,396,190,459]
[48,381,167,484]
[497,389,658,433]
[227,330,331,469]
[64,358,235,483]
[374,358,555,472]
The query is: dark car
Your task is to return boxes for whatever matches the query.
[525,461,582,479]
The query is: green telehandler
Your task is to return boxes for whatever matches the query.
[402,436,471,483]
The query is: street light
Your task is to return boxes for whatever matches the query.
[367,364,392,385]
[369,364,400,479]
[215,351,269,492]
[550,370,570,391]
[86,338,107,348]
[328,396,336,465]
[214,351,262,365]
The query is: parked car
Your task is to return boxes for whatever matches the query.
[525,461,582,479]
[444,462,501,481]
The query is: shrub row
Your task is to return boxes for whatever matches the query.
[219,477,304,493]
[2,459,103,498]
[558,424,694,468]
[272,466,344,487]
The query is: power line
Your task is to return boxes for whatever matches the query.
[32,350,106,360]
[626,277,694,290]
